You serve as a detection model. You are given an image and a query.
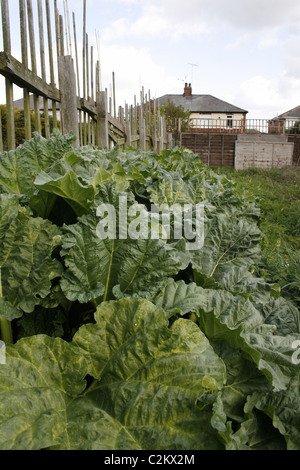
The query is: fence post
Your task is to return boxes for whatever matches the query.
[1,0,15,150]
[58,55,79,147]
[139,118,146,151]
[0,109,3,152]
[167,132,173,149]
[125,118,131,147]
[152,125,157,153]
[158,116,164,153]
[96,90,109,149]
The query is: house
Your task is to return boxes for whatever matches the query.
[156,83,248,133]
[13,95,60,119]
[268,105,300,134]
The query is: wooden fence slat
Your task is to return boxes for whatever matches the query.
[37,0,50,138]
[1,0,15,150]
[96,90,108,148]
[112,71,116,118]
[82,0,86,100]
[58,55,79,146]
[59,15,64,56]
[45,0,58,130]
[82,1,87,148]
[27,0,41,134]
[19,0,31,140]
[0,109,3,152]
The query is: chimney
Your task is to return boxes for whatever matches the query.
[184,83,192,97]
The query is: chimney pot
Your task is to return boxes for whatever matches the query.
[184,83,192,97]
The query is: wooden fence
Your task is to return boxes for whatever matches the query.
[180,133,237,168]
[0,0,171,152]
[180,132,300,167]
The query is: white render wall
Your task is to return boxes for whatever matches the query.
[190,113,245,130]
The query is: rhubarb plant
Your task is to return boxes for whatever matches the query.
[0,131,299,450]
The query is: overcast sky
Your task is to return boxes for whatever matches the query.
[1,0,300,119]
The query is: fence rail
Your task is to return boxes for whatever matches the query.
[186,118,300,135]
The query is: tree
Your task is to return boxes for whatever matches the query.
[287,121,300,135]
[160,100,191,143]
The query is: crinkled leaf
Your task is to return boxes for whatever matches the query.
[197,289,300,391]
[69,298,226,450]
[154,279,207,319]
[148,173,206,206]
[0,335,87,450]
[34,166,96,217]
[242,331,300,392]
[217,407,281,451]
[259,296,300,335]
[197,289,265,347]
[212,342,286,449]
[211,394,227,432]
[192,214,261,290]
[60,185,184,304]
[0,195,62,313]
[245,375,300,450]
[0,131,74,217]
[0,298,22,321]
[0,299,226,450]
[213,342,271,423]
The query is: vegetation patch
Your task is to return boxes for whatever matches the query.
[0,132,299,450]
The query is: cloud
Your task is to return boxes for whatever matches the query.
[236,74,300,119]
[99,44,179,105]
[100,1,211,43]
[99,0,300,53]
[101,7,169,42]
[146,0,300,32]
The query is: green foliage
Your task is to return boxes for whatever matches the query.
[160,100,191,141]
[0,133,299,450]
[0,105,60,150]
[215,166,300,308]
[288,121,300,135]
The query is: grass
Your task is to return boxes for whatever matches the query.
[215,165,300,307]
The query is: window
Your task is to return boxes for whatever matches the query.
[227,115,233,128]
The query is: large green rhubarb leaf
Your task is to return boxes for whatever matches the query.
[69,298,226,450]
[245,374,300,450]
[154,278,207,319]
[148,173,206,206]
[0,298,226,450]
[0,131,74,217]
[0,195,62,315]
[213,342,271,424]
[34,161,96,217]
[197,289,300,391]
[60,185,184,304]
[192,213,261,289]
[0,335,87,450]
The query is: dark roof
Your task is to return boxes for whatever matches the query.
[277,105,300,119]
[156,94,248,114]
